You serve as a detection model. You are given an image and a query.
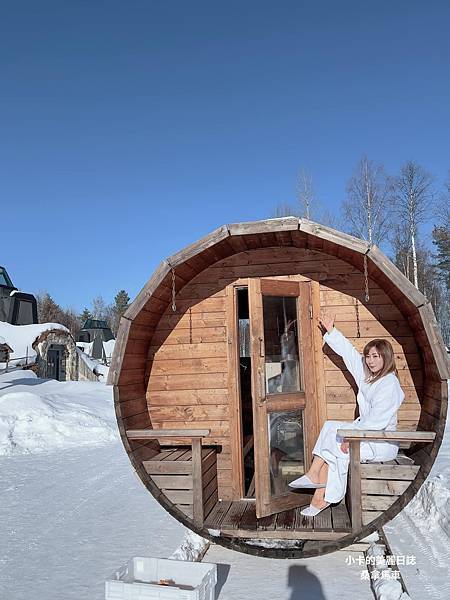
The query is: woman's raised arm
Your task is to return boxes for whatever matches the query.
[319,314,365,385]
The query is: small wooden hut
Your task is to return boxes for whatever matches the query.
[108,218,448,558]
[33,328,78,381]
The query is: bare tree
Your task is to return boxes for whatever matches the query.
[392,161,434,288]
[272,202,298,218]
[58,307,82,339]
[91,295,108,320]
[36,292,63,323]
[297,169,314,220]
[418,245,449,345]
[342,156,393,247]
[390,221,412,280]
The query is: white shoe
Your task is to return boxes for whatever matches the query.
[300,502,330,517]
[288,475,326,489]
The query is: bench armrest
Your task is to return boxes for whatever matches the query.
[337,429,436,443]
[126,428,210,440]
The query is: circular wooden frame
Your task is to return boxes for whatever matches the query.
[108,218,448,558]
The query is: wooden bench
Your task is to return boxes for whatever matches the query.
[337,429,436,531]
[126,429,218,527]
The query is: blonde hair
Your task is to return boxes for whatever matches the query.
[363,339,397,384]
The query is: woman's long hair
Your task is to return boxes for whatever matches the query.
[363,339,398,384]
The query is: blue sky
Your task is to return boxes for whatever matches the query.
[1,1,449,311]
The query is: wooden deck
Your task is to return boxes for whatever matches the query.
[141,440,422,540]
[204,498,352,540]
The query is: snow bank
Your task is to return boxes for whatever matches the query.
[170,531,209,562]
[367,543,411,600]
[76,339,115,359]
[76,340,93,354]
[400,380,450,541]
[0,370,117,455]
[103,339,115,357]
[0,321,69,367]
[77,348,110,380]
[404,474,450,538]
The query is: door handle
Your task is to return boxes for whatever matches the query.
[259,370,266,403]
[259,336,264,357]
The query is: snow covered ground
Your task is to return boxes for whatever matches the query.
[383,384,450,600]
[0,369,448,599]
[0,371,187,600]
[0,371,116,455]
[0,370,375,599]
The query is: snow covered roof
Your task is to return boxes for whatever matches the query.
[0,321,70,365]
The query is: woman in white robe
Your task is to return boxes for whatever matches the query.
[289,313,405,516]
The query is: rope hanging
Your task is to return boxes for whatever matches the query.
[363,245,370,303]
[171,266,177,312]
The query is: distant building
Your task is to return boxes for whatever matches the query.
[78,319,114,360]
[0,338,13,363]
[33,328,78,381]
[0,266,38,325]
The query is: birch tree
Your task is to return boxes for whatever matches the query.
[342,155,393,247]
[297,169,314,220]
[296,169,338,225]
[392,161,434,289]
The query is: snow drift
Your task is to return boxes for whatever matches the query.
[0,370,118,455]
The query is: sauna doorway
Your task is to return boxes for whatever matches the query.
[230,279,319,518]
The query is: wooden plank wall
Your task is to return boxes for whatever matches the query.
[145,246,423,500]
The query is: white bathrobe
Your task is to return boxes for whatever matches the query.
[313,327,405,503]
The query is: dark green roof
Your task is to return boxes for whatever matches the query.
[82,319,109,330]
[0,266,14,288]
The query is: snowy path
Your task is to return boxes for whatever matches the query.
[0,442,187,600]
[204,542,374,600]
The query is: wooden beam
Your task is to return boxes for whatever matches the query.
[337,430,436,442]
[299,220,368,254]
[219,529,348,540]
[348,440,362,532]
[107,318,132,386]
[126,428,210,439]
[226,283,244,499]
[418,302,450,380]
[192,437,204,527]
[310,280,327,429]
[228,217,300,236]
[368,245,426,308]
[167,225,230,268]
[124,260,171,321]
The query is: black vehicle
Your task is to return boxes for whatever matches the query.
[0,266,38,325]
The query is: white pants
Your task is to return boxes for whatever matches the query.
[312,420,399,504]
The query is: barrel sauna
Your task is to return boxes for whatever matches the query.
[108,218,448,558]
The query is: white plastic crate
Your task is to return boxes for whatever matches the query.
[105,556,217,600]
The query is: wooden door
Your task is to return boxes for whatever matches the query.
[248,278,317,518]
[47,347,61,381]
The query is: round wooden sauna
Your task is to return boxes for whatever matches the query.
[108,218,449,558]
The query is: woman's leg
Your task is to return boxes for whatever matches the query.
[310,463,329,508]
[318,461,328,484]
[305,454,326,482]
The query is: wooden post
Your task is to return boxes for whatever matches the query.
[191,437,204,527]
[348,440,362,532]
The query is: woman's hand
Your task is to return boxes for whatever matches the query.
[319,313,335,334]
[340,441,349,454]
